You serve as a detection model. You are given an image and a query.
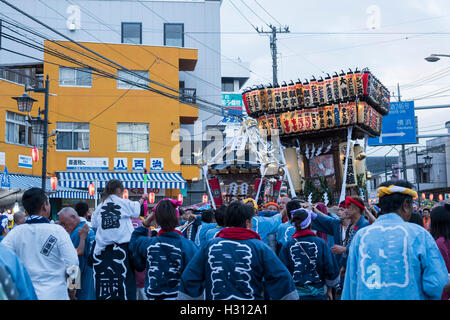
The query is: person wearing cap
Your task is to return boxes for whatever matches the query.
[264,202,279,212]
[0,215,9,242]
[310,197,369,274]
[177,201,298,300]
[243,198,284,249]
[342,179,448,300]
[278,207,340,300]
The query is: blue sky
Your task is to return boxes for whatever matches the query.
[220,0,450,156]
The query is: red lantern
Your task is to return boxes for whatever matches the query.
[88,183,95,197]
[123,189,129,199]
[31,147,39,162]
[429,194,434,201]
[421,193,426,200]
[439,194,443,202]
[149,192,155,204]
[177,194,183,203]
[50,176,58,191]
[202,194,208,203]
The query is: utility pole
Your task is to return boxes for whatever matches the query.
[397,83,408,181]
[256,24,290,84]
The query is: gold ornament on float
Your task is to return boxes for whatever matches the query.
[197,158,207,168]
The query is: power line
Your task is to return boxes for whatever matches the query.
[0,10,236,120]
[238,0,270,28]
[253,0,283,27]
[62,0,223,92]
[136,0,272,83]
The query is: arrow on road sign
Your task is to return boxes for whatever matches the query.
[379,132,406,143]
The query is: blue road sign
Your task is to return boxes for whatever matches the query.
[368,101,417,146]
[1,166,11,188]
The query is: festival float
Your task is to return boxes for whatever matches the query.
[240,68,390,204]
[197,121,286,207]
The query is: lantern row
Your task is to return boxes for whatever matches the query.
[242,68,390,120]
[257,101,383,137]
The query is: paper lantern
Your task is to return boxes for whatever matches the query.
[202,194,208,203]
[177,194,183,203]
[88,183,95,197]
[31,147,39,162]
[123,189,129,199]
[429,194,434,201]
[421,193,426,200]
[439,194,443,202]
[149,192,155,204]
[50,176,58,191]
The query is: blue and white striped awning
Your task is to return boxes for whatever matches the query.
[48,190,91,200]
[57,171,186,189]
[0,173,90,199]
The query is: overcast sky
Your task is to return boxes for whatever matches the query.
[219,0,450,156]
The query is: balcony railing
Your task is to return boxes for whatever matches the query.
[180,88,196,104]
[0,67,43,89]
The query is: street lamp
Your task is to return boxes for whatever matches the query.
[12,75,50,191]
[27,110,46,136]
[424,54,450,62]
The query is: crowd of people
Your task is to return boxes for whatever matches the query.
[0,178,449,300]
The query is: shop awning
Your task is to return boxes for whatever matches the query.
[57,171,186,189]
[48,190,91,200]
[0,173,90,205]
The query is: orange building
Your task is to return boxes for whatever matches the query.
[0,40,200,215]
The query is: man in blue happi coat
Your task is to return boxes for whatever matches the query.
[342,179,448,300]
[177,201,298,300]
[58,207,96,300]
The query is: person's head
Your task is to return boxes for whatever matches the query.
[422,208,431,218]
[338,200,348,219]
[242,198,258,214]
[377,179,416,222]
[104,179,124,198]
[74,201,89,218]
[214,205,227,227]
[408,212,424,227]
[57,207,81,234]
[264,202,279,212]
[201,210,215,223]
[315,202,328,215]
[0,215,9,236]
[430,204,450,240]
[291,208,312,231]
[224,201,254,229]
[22,188,50,218]
[13,211,27,226]
[344,196,365,221]
[155,199,179,231]
[286,199,303,221]
[278,196,290,211]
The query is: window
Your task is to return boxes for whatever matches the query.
[122,22,142,44]
[222,79,234,92]
[164,23,184,47]
[56,122,90,151]
[117,123,149,152]
[59,67,92,87]
[117,70,149,89]
[5,111,42,147]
